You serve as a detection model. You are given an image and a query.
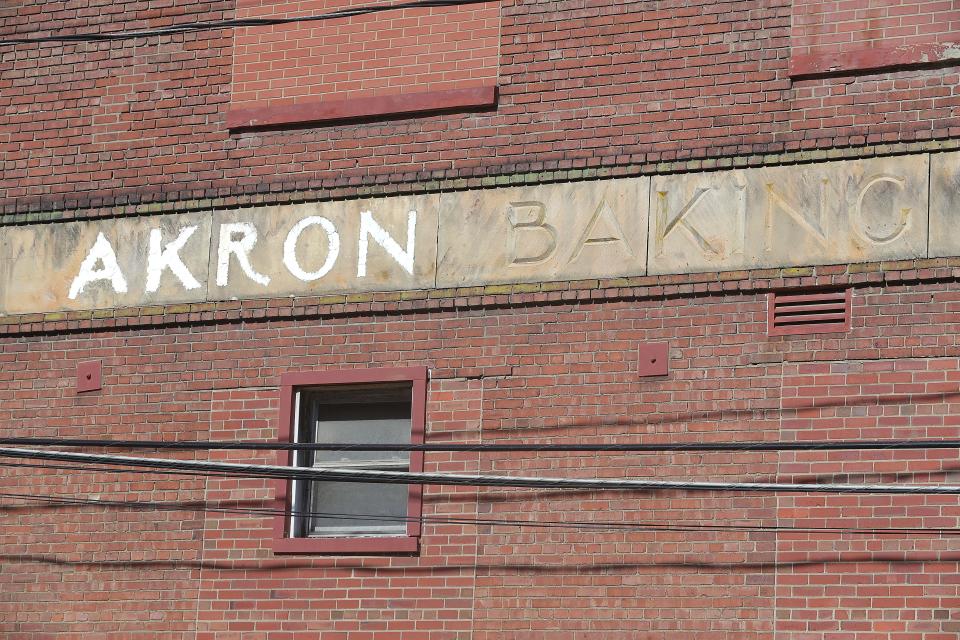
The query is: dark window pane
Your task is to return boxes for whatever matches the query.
[306,481,408,536]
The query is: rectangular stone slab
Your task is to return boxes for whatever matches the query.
[929,151,960,258]
[436,177,650,288]
[0,212,212,315]
[205,195,439,302]
[648,155,929,274]
[0,153,947,317]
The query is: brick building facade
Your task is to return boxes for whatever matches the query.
[3,0,960,638]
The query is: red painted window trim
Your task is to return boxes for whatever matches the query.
[272,366,427,555]
[227,85,497,130]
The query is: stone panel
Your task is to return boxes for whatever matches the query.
[648,156,929,274]
[204,195,438,302]
[929,151,960,258]
[0,212,211,315]
[436,178,649,287]
[0,155,945,317]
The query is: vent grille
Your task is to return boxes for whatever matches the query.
[767,289,851,336]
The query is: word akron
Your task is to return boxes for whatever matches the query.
[67,211,418,300]
[1,151,958,315]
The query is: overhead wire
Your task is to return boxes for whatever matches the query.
[4,488,960,537]
[5,435,960,453]
[4,446,960,495]
[0,0,496,46]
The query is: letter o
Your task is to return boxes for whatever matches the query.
[283,216,340,281]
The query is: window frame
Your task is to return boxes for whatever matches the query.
[272,366,427,554]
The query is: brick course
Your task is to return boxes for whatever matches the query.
[230,0,500,109]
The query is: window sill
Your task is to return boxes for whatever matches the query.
[272,535,419,555]
[227,85,498,131]
[790,42,960,78]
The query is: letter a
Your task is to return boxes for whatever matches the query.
[68,232,128,299]
[568,198,632,263]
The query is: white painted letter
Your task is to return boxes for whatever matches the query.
[145,226,201,293]
[357,210,416,277]
[216,222,270,287]
[283,216,340,281]
[68,232,128,299]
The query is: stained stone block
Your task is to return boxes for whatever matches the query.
[0,212,211,315]
[436,178,649,288]
[929,151,960,258]
[205,195,438,302]
[0,154,944,317]
[648,155,929,274]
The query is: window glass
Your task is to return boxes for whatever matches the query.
[292,382,412,538]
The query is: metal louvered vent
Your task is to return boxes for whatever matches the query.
[767,289,851,336]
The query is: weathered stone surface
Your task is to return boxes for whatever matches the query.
[0,212,211,315]
[436,178,649,287]
[0,154,946,316]
[205,196,438,302]
[929,151,960,258]
[648,156,929,274]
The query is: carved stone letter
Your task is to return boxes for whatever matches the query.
[655,187,719,256]
[507,201,557,266]
[852,174,911,244]
[764,179,830,252]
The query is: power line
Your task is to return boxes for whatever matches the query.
[0,0,494,46]
[4,446,960,495]
[0,459,218,478]
[5,436,960,453]
[4,489,960,537]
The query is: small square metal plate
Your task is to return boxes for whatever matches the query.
[637,343,669,377]
[77,361,102,393]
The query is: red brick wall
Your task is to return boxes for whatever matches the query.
[4,274,960,637]
[791,0,960,75]
[778,357,960,637]
[4,0,960,216]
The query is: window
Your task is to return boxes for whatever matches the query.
[273,367,427,554]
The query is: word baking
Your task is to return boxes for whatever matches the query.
[0,151,958,316]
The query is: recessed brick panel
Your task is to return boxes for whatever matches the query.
[791,0,960,76]
[229,0,500,126]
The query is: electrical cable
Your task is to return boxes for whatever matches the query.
[0,0,495,46]
[0,459,222,478]
[5,436,960,453]
[4,489,960,537]
[4,446,960,495]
